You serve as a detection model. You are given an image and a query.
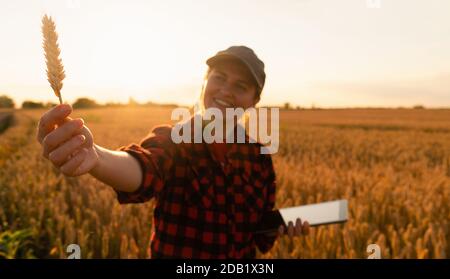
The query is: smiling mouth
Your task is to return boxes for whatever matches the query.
[213,98,233,108]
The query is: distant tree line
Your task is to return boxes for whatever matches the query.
[0,94,431,110]
[0,95,179,109]
[0,95,15,108]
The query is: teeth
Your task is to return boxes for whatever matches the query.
[215,98,231,107]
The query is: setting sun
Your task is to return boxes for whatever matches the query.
[1,0,449,107]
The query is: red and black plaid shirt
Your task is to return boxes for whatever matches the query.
[114,121,277,259]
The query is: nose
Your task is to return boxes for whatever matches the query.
[218,82,234,100]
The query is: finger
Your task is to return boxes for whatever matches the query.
[302,221,310,235]
[73,150,95,176]
[60,148,88,176]
[295,218,302,235]
[278,225,285,236]
[42,118,84,158]
[48,134,86,166]
[287,221,294,238]
[37,104,72,143]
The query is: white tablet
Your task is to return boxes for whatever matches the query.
[280,199,348,227]
[256,199,348,234]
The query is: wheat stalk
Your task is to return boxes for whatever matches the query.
[42,15,65,104]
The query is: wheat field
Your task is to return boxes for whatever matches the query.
[0,107,449,259]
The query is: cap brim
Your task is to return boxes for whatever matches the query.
[206,54,263,89]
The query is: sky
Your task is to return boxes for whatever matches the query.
[0,0,449,108]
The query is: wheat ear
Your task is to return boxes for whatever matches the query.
[42,15,65,104]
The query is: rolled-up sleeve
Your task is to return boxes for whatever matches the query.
[114,125,175,204]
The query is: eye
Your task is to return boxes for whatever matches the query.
[212,74,225,82]
[235,84,247,92]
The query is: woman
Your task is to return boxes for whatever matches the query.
[36,46,309,259]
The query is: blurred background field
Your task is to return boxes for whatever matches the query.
[0,107,449,258]
[2,0,450,260]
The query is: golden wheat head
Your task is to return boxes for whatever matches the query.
[42,15,65,104]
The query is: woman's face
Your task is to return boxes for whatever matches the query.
[203,59,259,115]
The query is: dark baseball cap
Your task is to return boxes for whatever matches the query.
[206,46,266,90]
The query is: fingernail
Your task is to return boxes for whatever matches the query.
[78,135,86,142]
[77,118,84,126]
[59,104,69,112]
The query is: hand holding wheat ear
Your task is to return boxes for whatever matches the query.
[42,15,65,104]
